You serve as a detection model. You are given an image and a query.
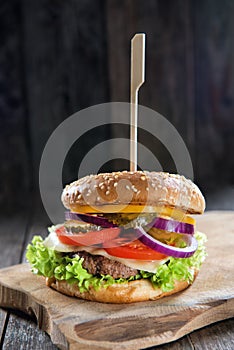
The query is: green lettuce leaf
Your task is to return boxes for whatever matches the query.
[26,232,207,293]
[141,231,207,291]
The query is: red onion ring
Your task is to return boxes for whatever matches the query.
[149,217,194,235]
[65,211,117,228]
[137,227,197,258]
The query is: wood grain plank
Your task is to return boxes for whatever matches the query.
[2,312,58,350]
[189,318,234,350]
[194,0,234,186]
[0,0,30,214]
[21,0,110,199]
[21,0,68,191]
[206,186,234,211]
[0,214,29,346]
[145,336,193,350]
[7,202,55,348]
[106,0,132,102]
[0,213,57,349]
[20,200,50,264]
[149,319,234,350]
[0,310,8,344]
[0,215,28,269]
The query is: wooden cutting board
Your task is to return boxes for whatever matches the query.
[0,211,234,349]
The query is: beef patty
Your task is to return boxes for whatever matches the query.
[69,251,138,279]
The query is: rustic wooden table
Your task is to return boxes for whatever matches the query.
[0,208,233,350]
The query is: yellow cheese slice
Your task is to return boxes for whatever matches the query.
[70,204,195,225]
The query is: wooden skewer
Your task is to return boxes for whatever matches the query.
[130,33,146,172]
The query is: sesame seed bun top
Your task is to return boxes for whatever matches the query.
[61,171,205,215]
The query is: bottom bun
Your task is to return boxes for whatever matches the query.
[46,272,198,303]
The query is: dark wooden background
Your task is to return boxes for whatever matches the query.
[1,0,234,216]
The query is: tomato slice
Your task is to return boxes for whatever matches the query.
[105,239,167,260]
[56,226,120,246]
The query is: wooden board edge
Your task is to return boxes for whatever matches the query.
[58,298,234,349]
[0,264,69,349]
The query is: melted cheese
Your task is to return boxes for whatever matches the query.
[44,230,76,252]
[70,204,195,225]
[44,230,169,273]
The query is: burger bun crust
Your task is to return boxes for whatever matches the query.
[46,271,198,303]
[62,171,205,215]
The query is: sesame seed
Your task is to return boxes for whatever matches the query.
[146,187,149,191]
[97,196,100,201]
[141,176,146,181]
[126,185,130,190]
[114,182,118,187]
[106,190,110,195]
[99,182,104,187]
[132,186,138,193]
[78,194,82,199]
[101,185,105,190]
[114,175,119,179]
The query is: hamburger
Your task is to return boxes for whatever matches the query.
[26,171,207,303]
